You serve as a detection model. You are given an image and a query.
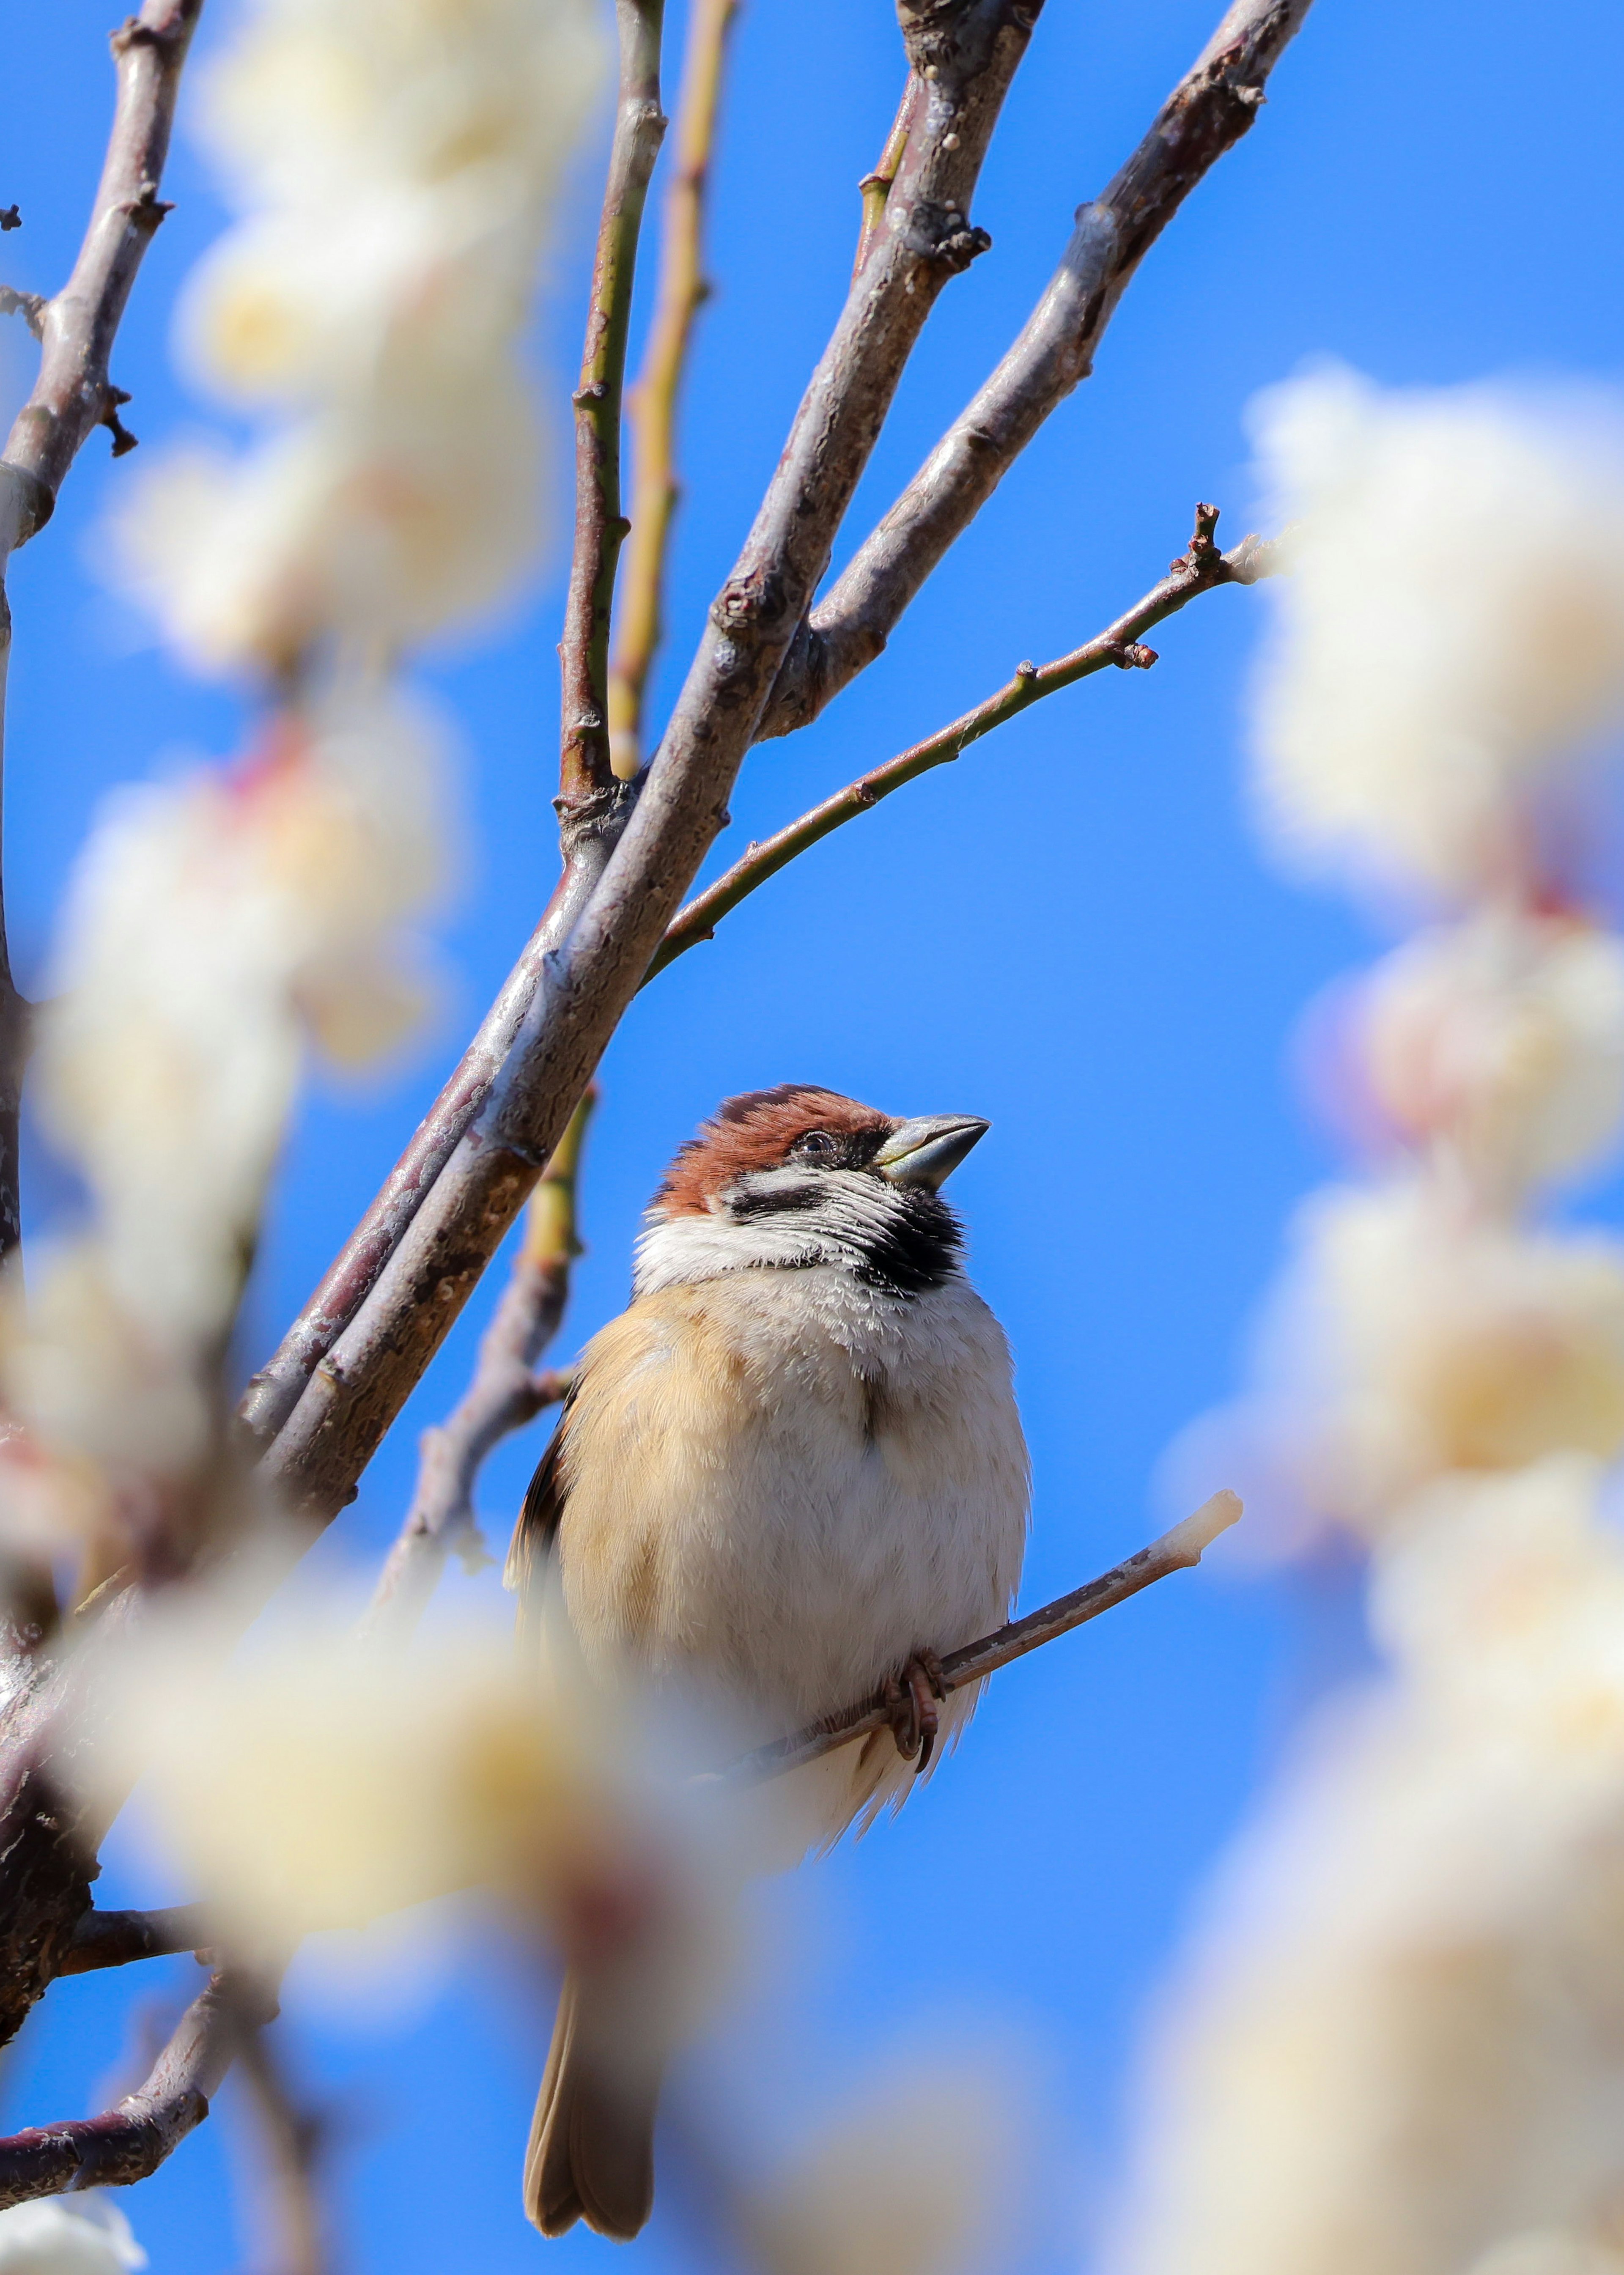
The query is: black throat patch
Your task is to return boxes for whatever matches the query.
[727,1174,963,1296]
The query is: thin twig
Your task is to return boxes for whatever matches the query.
[364,1095,594,1640]
[58,1904,210,1977]
[233,2024,332,2275]
[757,0,1312,741]
[606,0,743,782]
[0,0,203,557]
[238,9,663,1455]
[255,0,1040,1529]
[0,1967,274,2209]
[0,0,203,1266]
[729,1491,1241,1784]
[558,0,667,841]
[650,507,1273,981]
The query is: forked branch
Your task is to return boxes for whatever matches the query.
[758,0,1312,738]
[650,507,1274,980]
[256,0,1041,1527]
[239,0,1307,1487]
[0,1968,274,2210]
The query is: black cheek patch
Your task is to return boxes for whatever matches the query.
[727,1180,828,1220]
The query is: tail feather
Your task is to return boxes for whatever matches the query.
[524,1973,662,2242]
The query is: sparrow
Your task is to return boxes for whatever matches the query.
[505,1084,1030,2242]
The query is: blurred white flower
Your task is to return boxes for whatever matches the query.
[1249,367,1624,897]
[1252,1182,1624,1536]
[31,689,447,1342]
[745,2075,1012,2275]
[84,1577,742,2044]
[1468,2239,1624,2275]
[1104,1460,1624,2275]
[196,0,604,211]
[0,2194,145,2275]
[1354,911,1624,1194]
[1,689,449,1486]
[110,0,603,673]
[111,379,541,672]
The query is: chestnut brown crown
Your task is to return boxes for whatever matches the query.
[653,1086,894,1217]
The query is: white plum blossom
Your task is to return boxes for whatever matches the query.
[3,687,449,1483]
[1354,911,1624,1197]
[1249,368,1624,899]
[744,2074,1012,2275]
[1114,374,1624,2275]
[78,1579,742,2084]
[0,2194,145,2275]
[1249,1181,1624,1537]
[1105,1460,1624,2275]
[110,0,603,672]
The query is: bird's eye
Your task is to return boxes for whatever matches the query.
[791,1129,839,1163]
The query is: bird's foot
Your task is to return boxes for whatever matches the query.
[882,1649,948,1775]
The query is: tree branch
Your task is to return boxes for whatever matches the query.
[238,6,661,1454]
[233,2023,332,2275]
[558,0,667,839]
[363,1094,593,1640]
[757,0,1312,741]
[0,1966,273,2209]
[650,506,1273,981]
[729,1490,1241,1784]
[0,0,204,1267]
[0,0,203,559]
[57,1905,210,1976]
[254,0,1040,1528]
[606,0,742,782]
[237,0,1301,1478]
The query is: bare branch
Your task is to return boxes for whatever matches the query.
[234,2024,332,2275]
[58,1905,210,1977]
[0,0,204,1266]
[254,0,1040,1528]
[650,506,1274,980]
[757,0,1312,741]
[558,0,668,839]
[239,4,661,1454]
[729,1491,1242,1784]
[0,0,204,558]
[0,1967,273,2209]
[364,1095,594,1640]
[237,0,1300,1479]
[606,0,743,782]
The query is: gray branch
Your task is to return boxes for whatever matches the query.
[757,0,1313,740]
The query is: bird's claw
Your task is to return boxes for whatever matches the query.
[883,1649,948,1775]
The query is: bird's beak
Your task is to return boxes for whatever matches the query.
[874,1114,990,1191]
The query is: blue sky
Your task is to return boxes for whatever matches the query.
[3,3,1624,2270]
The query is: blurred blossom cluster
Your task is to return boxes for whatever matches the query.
[1114,372,1624,2275]
[115,0,603,672]
[0,0,603,1578]
[0,2194,145,2275]
[89,1576,738,2037]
